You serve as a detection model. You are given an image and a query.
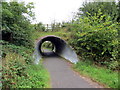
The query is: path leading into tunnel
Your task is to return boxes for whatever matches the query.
[43,55,103,88]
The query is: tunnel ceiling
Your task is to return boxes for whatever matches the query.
[34,35,79,64]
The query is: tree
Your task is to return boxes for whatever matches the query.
[35,22,45,31]
[77,0,119,22]
[2,1,35,48]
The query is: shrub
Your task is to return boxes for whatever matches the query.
[2,2,35,48]
[1,40,33,64]
[71,10,119,69]
[2,53,49,88]
[2,53,27,88]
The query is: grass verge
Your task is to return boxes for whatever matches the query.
[15,64,50,88]
[73,60,118,88]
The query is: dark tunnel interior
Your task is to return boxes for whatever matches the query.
[38,36,66,57]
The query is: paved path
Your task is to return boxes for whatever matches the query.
[43,55,103,88]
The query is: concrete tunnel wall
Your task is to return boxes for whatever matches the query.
[33,35,79,64]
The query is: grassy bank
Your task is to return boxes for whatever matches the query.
[15,64,50,88]
[32,31,71,42]
[73,60,118,88]
[1,41,50,88]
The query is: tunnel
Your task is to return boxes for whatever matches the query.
[33,35,79,64]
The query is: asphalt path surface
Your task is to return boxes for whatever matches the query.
[43,54,103,88]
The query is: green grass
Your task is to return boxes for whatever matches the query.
[73,60,118,88]
[32,31,71,41]
[15,64,50,88]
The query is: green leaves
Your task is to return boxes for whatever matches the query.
[79,1,119,22]
[70,8,119,70]
[1,40,47,88]
[2,1,35,48]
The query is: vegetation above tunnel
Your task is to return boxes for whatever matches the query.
[1,0,119,88]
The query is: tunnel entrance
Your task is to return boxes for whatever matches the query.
[34,35,79,64]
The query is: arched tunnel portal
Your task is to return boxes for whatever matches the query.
[33,35,79,64]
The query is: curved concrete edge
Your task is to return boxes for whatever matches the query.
[33,42,43,64]
[33,49,42,64]
[33,35,79,64]
[59,44,78,64]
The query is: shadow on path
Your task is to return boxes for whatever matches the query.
[42,52,58,57]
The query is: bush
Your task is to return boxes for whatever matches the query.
[2,53,50,88]
[2,2,34,48]
[1,41,50,88]
[2,53,27,88]
[71,10,119,69]
[1,41,33,88]
[1,40,33,64]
